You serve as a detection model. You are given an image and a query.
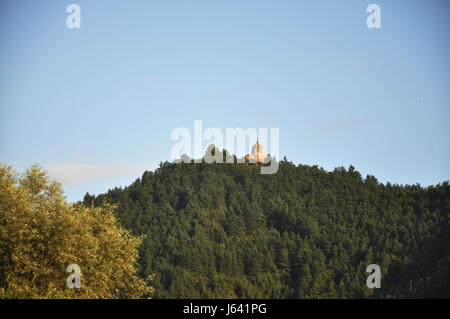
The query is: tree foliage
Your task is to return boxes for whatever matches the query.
[0,164,152,298]
[88,155,449,298]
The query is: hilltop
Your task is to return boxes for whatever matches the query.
[85,158,449,298]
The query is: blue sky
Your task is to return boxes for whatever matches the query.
[1,0,449,202]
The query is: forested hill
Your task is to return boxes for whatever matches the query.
[84,158,449,298]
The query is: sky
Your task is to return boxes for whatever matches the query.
[0,0,449,202]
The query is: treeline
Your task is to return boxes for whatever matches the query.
[85,154,449,298]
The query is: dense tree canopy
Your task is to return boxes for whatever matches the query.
[0,164,152,298]
[87,153,449,298]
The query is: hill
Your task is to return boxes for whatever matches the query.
[84,157,449,298]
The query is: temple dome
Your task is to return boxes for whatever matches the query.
[246,139,268,163]
[252,141,263,154]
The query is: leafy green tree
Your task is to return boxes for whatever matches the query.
[0,164,153,298]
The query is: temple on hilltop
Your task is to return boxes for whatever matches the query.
[245,139,268,163]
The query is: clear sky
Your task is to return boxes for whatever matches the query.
[1,0,449,202]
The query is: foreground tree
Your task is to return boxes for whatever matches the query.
[0,164,153,298]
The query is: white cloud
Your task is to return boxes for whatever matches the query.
[46,162,151,186]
